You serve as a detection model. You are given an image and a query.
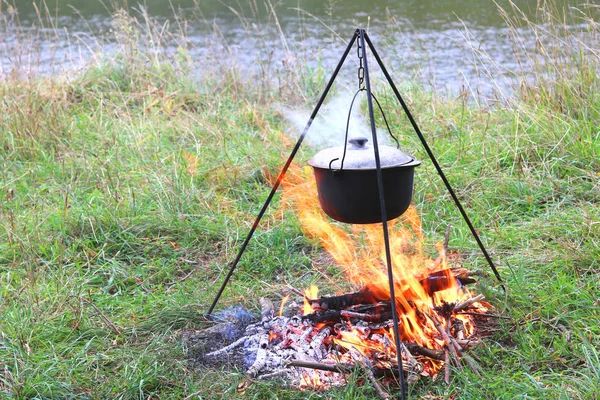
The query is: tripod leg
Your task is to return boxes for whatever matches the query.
[359,28,408,400]
[363,32,504,287]
[207,31,360,315]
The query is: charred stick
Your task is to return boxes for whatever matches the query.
[286,359,354,374]
[449,267,484,279]
[381,333,395,363]
[449,335,465,355]
[381,338,422,375]
[462,354,482,376]
[366,365,391,400]
[340,310,391,322]
[446,317,463,361]
[455,339,482,350]
[311,267,476,310]
[307,308,389,324]
[453,294,485,312]
[445,316,451,337]
[420,270,472,294]
[449,267,478,285]
[403,342,445,361]
[305,310,342,323]
[347,301,392,313]
[398,342,421,372]
[398,342,422,384]
[309,287,379,310]
[246,334,269,378]
[426,314,462,370]
[447,319,463,354]
[204,336,247,358]
[353,325,372,338]
[348,348,390,400]
[456,276,478,285]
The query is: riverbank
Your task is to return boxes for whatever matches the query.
[3,0,599,97]
[1,4,599,399]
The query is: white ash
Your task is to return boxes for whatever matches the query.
[194,290,487,389]
[203,314,350,387]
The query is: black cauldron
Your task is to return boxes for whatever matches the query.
[307,137,420,224]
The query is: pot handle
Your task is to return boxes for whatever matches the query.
[328,158,339,170]
[371,92,400,149]
[340,89,401,170]
[339,88,365,171]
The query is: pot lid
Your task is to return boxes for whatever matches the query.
[308,137,415,170]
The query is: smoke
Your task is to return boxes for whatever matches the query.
[282,90,392,150]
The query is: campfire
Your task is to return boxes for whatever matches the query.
[198,166,491,395]
[200,30,503,397]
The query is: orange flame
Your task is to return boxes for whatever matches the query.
[303,285,319,315]
[299,371,321,389]
[281,165,473,351]
[279,293,291,317]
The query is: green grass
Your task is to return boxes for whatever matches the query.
[1,2,600,399]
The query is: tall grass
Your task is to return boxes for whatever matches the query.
[0,1,599,399]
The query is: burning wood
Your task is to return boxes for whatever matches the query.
[286,359,354,374]
[308,287,380,310]
[201,272,489,391]
[454,293,486,312]
[196,167,494,392]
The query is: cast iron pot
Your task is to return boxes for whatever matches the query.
[307,137,420,224]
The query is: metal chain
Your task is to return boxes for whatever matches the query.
[357,40,365,89]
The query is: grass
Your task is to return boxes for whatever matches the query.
[1,1,600,399]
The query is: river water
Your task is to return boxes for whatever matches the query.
[2,0,595,97]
